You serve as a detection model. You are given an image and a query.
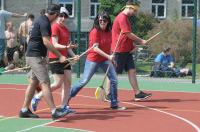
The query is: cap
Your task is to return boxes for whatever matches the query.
[60,7,69,17]
[47,4,60,14]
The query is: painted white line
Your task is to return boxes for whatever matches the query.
[1,87,200,132]
[16,120,56,132]
[46,126,94,132]
[122,101,200,132]
[0,116,16,122]
[78,94,200,132]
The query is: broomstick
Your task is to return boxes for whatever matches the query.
[95,32,123,100]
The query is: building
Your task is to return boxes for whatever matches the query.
[1,0,199,49]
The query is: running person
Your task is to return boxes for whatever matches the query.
[31,7,79,113]
[111,0,152,101]
[19,4,68,120]
[69,11,125,110]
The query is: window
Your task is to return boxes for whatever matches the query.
[90,0,100,18]
[181,0,194,18]
[152,0,166,19]
[58,0,75,18]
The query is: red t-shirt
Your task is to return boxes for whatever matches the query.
[87,28,112,62]
[48,23,70,58]
[112,12,135,52]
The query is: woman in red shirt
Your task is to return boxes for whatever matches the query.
[69,11,124,110]
[31,7,78,113]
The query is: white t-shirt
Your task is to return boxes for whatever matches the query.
[0,10,12,39]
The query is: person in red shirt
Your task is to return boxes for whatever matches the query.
[111,0,152,101]
[69,11,125,110]
[31,7,79,113]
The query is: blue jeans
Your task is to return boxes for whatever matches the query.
[0,39,6,60]
[70,59,118,107]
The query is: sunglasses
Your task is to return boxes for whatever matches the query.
[99,19,108,23]
[59,14,68,18]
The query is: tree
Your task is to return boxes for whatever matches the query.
[98,0,158,39]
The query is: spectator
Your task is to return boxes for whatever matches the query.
[152,47,192,77]
[4,21,19,70]
[18,14,35,54]
[0,9,27,67]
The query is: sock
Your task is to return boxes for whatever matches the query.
[61,105,66,109]
[51,108,56,114]
[21,108,28,112]
[34,94,40,99]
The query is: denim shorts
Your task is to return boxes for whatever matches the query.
[114,52,135,74]
[26,57,50,84]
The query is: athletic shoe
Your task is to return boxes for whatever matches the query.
[31,97,40,111]
[111,106,126,110]
[19,109,39,118]
[59,105,76,114]
[135,91,152,101]
[51,109,68,120]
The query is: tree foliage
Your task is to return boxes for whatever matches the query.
[148,20,200,65]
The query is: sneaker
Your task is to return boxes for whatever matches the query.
[51,109,68,120]
[59,106,76,114]
[19,109,39,118]
[135,91,152,101]
[111,106,126,110]
[31,97,40,111]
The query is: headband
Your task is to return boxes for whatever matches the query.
[121,5,140,11]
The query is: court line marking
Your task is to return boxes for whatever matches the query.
[0,88,93,132]
[0,87,200,132]
[78,94,200,132]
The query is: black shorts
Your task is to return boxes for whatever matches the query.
[6,46,19,62]
[114,52,135,74]
[49,58,71,74]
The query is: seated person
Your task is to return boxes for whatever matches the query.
[151,47,192,77]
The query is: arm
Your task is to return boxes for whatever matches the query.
[5,31,10,40]
[51,36,68,50]
[11,12,27,18]
[42,36,66,63]
[126,32,146,45]
[93,43,113,61]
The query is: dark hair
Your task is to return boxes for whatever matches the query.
[27,14,35,20]
[163,47,171,53]
[40,9,46,15]
[46,4,60,15]
[93,11,112,32]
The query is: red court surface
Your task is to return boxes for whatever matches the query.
[0,84,200,132]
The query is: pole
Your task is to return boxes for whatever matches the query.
[192,0,197,83]
[77,0,81,78]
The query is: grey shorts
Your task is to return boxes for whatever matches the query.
[26,57,50,84]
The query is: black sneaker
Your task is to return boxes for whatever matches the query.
[135,91,152,101]
[111,106,126,110]
[51,109,68,120]
[19,109,39,118]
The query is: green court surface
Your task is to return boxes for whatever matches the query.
[0,73,200,93]
[0,118,85,132]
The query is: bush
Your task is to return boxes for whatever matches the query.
[147,20,200,65]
